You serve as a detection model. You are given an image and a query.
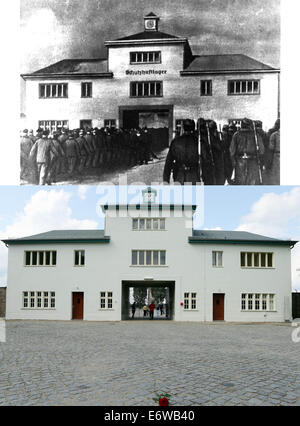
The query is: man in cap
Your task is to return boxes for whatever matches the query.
[221,124,233,184]
[163,119,200,184]
[48,132,66,183]
[65,132,80,174]
[20,129,34,182]
[29,130,59,185]
[268,119,280,184]
[76,129,90,174]
[58,128,69,174]
[84,129,95,169]
[206,120,225,185]
[229,118,264,185]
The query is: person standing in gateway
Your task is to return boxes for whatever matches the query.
[149,302,155,320]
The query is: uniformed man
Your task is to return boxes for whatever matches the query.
[206,120,225,185]
[29,131,59,185]
[28,130,37,144]
[57,128,69,174]
[229,118,265,185]
[76,129,89,173]
[141,127,152,164]
[84,129,95,169]
[65,132,80,174]
[268,121,280,185]
[163,119,200,184]
[104,127,112,166]
[198,119,221,185]
[20,129,34,182]
[221,124,233,184]
[48,132,66,183]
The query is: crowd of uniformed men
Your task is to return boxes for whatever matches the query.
[20,127,156,185]
[20,117,280,185]
[163,117,280,185]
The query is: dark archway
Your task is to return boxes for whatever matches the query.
[121,281,175,320]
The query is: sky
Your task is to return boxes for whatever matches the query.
[0,185,299,290]
[20,0,280,74]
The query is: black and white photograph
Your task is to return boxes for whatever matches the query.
[20,0,281,186]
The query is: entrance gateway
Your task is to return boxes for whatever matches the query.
[119,105,174,150]
[122,281,175,320]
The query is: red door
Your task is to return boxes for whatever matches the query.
[72,292,84,320]
[213,294,225,321]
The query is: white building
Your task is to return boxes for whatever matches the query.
[21,12,280,141]
[2,192,296,322]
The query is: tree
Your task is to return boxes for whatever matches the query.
[151,287,166,305]
[133,287,147,308]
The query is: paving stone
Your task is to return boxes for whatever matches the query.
[0,321,299,406]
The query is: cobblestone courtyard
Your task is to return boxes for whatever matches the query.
[0,321,299,406]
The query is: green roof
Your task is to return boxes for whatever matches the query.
[189,230,297,247]
[2,230,110,245]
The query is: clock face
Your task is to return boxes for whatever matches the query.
[144,192,155,203]
[145,19,156,30]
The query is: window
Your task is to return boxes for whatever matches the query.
[24,251,57,266]
[228,80,260,95]
[100,292,113,310]
[22,291,55,309]
[212,251,223,267]
[241,294,246,311]
[104,119,116,128]
[241,294,276,311]
[184,292,197,310]
[200,80,212,96]
[130,81,163,97]
[81,82,92,98]
[39,121,69,132]
[39,83,68,98]
[74,250,85,266]
[130,51,161,64]
[132,218,166,231]
[131,250,166,266]
[241,252,274,268]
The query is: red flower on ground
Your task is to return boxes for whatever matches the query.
[159,397,169,406]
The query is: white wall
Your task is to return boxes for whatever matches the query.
[5,207,293,322]
[23,42,279,133]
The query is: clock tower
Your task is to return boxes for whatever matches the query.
[144,12,160,32]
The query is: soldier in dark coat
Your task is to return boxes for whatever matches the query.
[20,129,34,182]
[268,124,280,185]
[58,129,69,174]
[47,133,65,183]
[264,119,280,184]
[29,131,59,185]
[229,118,265,185]
[84,129,95,169]
[198,119,223,185]
[76,129,89,173]
[141,127,152,164]
[206,120,225,185]
[163,119,200,185]
[65,133,80,174]
[222,124,234,184]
